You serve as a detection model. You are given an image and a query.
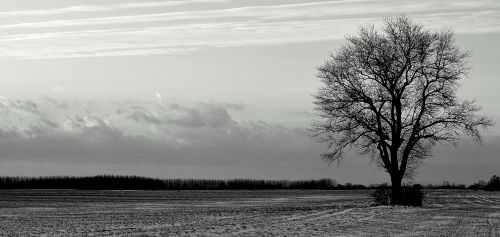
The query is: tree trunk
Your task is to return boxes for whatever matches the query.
[391,175,402,205]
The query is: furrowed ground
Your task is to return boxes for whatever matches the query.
[0,189,499,236]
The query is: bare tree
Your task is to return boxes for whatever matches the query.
[312,16,493,204]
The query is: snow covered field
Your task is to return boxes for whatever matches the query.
[0,189,499,236]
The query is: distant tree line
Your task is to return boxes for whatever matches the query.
[412,175,500,191]
[0,175,166,190]
[0,175,341,190]
[467,175,500,191]
[0,175,498,190]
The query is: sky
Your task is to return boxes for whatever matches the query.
[0,0,499,185]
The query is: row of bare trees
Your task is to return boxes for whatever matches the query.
[0,176,338,190]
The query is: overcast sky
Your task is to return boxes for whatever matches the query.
[0,0,499,184]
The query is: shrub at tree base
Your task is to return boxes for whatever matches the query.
[371,188,391,205]
[371,186,424,206]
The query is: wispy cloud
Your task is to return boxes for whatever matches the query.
[2,0,496,30]
[0,0,229,18]
[0,0,498,59]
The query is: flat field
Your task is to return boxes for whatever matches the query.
[0,189,499,236]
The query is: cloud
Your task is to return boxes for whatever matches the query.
[155,92,162,100]
[0,1,377,29]
[1,0,495,30]
[0,0,498,58]
[0,97,320,168]
[0,96,497,182]
[119,101,236,128]
[0,0,229,18]
[52,86,65,93]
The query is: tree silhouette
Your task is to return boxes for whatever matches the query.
[312,16,493,204]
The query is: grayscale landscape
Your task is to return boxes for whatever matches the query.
[1,0,499,236]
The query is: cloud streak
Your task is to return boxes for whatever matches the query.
[0,0,230,18]
[0,0,498,58]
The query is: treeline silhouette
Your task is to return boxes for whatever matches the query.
[1,175,498,190]
[468,175,500,191]
[0,175,346,190]
[0,175,166,190]
[419,175,500,191]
